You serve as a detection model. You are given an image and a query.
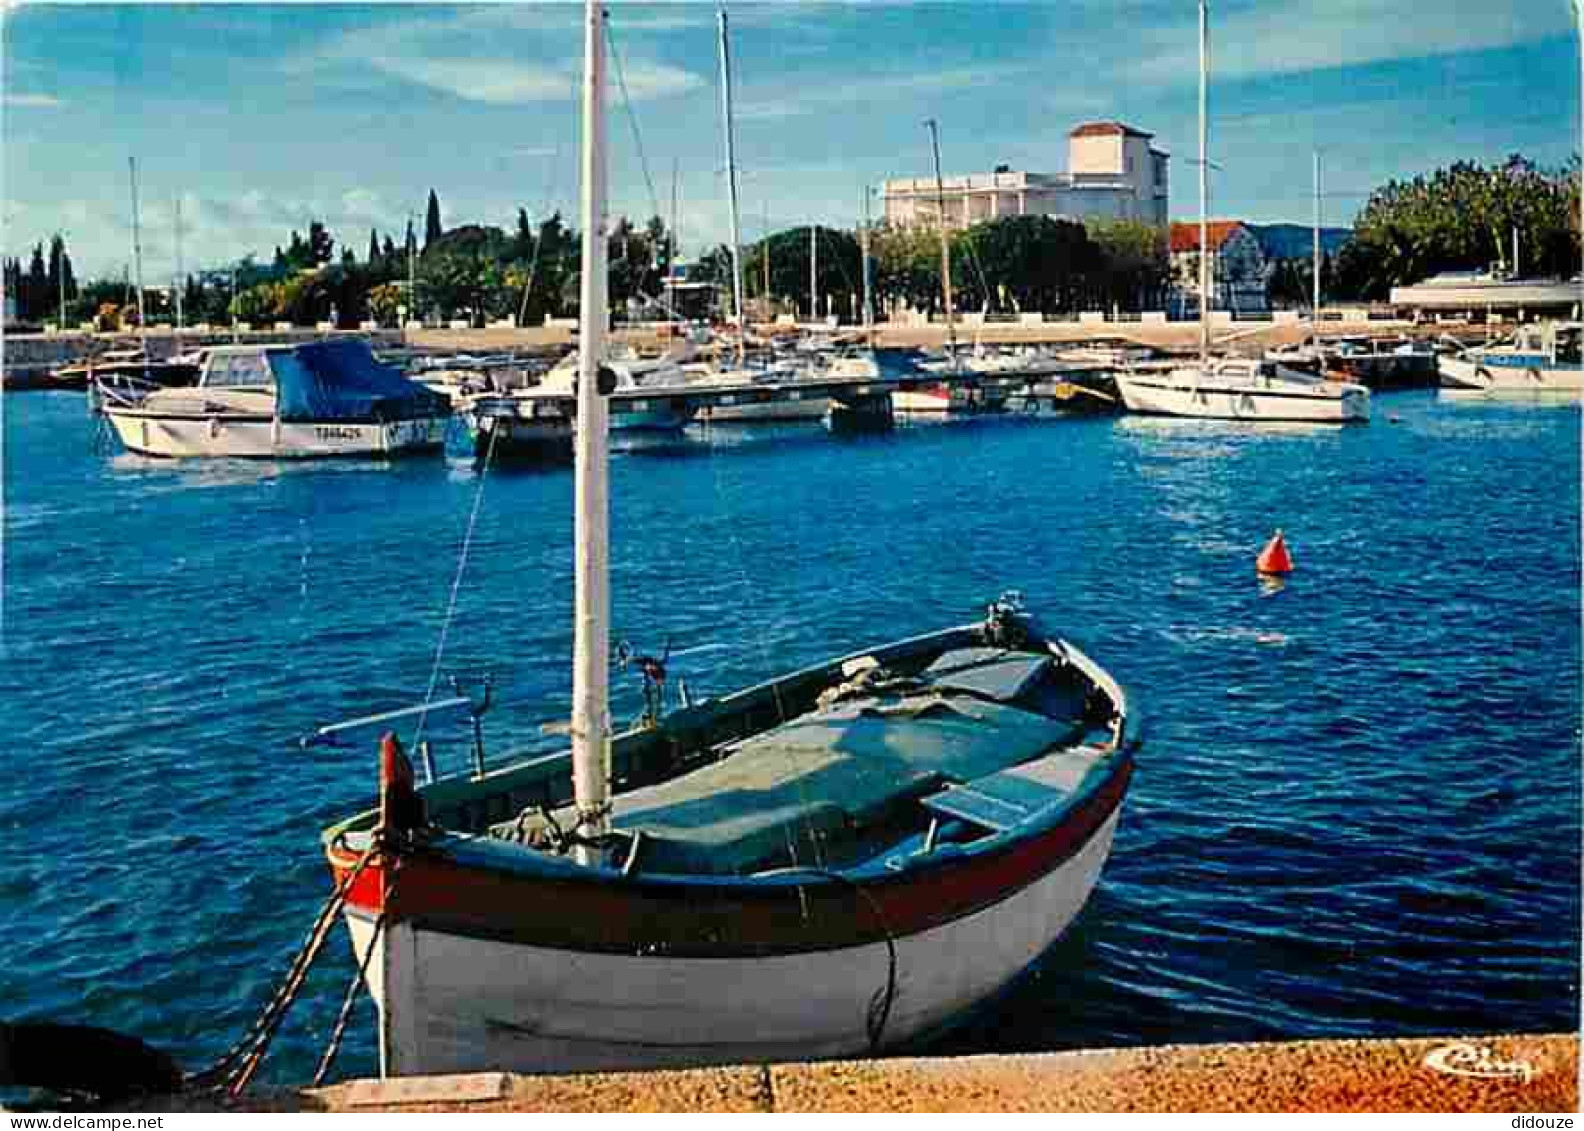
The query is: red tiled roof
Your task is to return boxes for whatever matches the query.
[1069,121,1154,139]
[1170,221,1246,253]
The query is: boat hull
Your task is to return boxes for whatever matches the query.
[343,803,1123,1077]
[103,411,447,458]
[1437,353,1584,393]
[1115,375,1369,422]
[699,397,829,421]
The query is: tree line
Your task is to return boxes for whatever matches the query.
[5,236,78,324]
[13,155,1578,329]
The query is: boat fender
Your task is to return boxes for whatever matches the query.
[0,1021,183,1101]
[596,365,618,395]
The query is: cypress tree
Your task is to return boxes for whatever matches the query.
[424,189,442,250]
[367,228,381,270]
[25,243,48,321]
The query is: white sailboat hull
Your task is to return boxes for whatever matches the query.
[103,411,447,458]
[347,807,1120,1078]
[1115,373,1369,423]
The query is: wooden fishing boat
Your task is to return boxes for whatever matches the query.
[319,2,1138,1079]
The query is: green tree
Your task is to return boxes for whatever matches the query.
[308,220,335,266]
[1335,155,1578,299]
[424,189,443,250]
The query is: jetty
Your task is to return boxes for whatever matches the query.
[119,1034,1576,1113]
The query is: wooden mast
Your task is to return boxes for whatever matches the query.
[571,0,612,863]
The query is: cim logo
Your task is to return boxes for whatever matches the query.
[1422,1041,1535,1084]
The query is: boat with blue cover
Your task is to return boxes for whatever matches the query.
[97,339,450,458]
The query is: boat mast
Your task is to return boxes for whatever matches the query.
[1197,0,1210,367]
[717,8,746,365]
[861,183,874,339]
[128,156,147,334]
[763,199,771,313]
[174,195,185,335]
[668,158,678,324]
[571,0,612,863]
[925,118,957,363]
[809,224,817,322]
[1312,149,1320,346]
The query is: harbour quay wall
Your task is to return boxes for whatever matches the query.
[2,328,406,385]
[125,1033,1575,1113]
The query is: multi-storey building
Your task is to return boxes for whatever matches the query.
[881,121,1169,231]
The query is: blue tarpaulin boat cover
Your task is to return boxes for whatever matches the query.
[272,340,449,422]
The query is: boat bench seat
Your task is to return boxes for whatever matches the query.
[922,748,1112,833]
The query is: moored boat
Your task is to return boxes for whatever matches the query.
[1117,358,1370,422]
[319,3,1139,1080]
[98,339,449,458]
[1437,322,1584,393]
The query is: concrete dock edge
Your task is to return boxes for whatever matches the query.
[127,1033,1577,1113]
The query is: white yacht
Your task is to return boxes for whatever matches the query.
[97,340,450,458]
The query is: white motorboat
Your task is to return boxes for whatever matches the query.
[97,340,450,458]
[317,5,1138,1079]
[1438,321,1584,393]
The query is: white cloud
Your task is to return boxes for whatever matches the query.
[284,8,706,106]
[4,92,62,108]
[1133,0,1571,83]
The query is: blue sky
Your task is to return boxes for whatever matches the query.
[4,1,1581,279]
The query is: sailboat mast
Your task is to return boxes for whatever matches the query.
[763,199,771,311]
[717,8,746,364]
[925,118,957,360]
[809,224,817,321]
[1197,0,1209,366]
[668,158,678,323]
[571,0,612,860]
[128,156,147,332]
[861,184,874,337]
[1312,149,1321,341]
[175,195,185,335]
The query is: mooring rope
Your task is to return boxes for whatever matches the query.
[311,869,399,1087]
[184,839,382,1096]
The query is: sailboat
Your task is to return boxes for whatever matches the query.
[319,2,1138,1079]
[1114,2,1369,424]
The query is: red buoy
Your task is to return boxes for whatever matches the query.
[1257,530,1294,575]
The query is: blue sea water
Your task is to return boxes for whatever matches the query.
[2,391,1579,1084]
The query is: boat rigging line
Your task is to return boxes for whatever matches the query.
[414,417,501,749]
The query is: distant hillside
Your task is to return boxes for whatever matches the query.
[1247,223,1352,261]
